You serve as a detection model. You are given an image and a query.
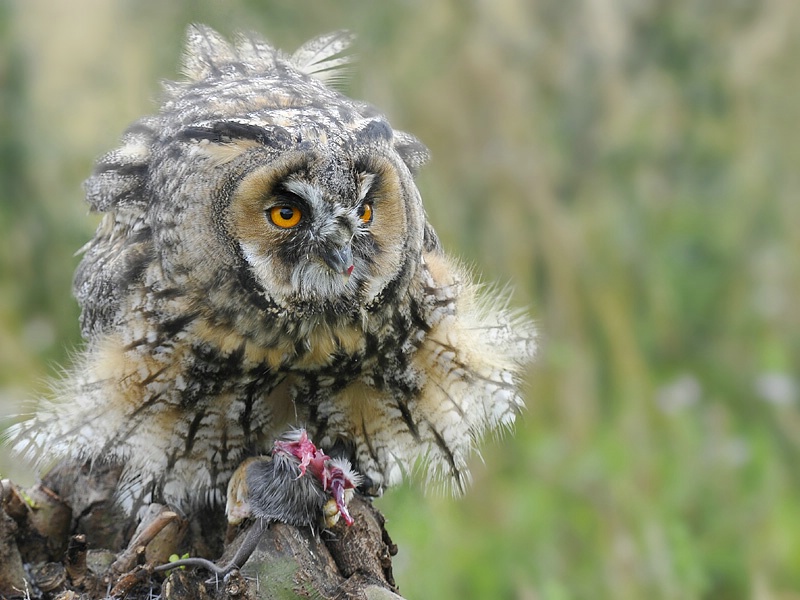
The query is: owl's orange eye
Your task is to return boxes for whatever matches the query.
[269,206,302,228]
[358,203,373,224]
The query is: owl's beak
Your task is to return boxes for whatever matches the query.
[321,243,354,279]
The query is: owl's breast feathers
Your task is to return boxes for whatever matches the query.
[10,25,536,511]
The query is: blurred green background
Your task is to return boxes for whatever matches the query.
[1,0,799,598]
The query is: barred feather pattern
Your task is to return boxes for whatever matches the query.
[9,25,536,513]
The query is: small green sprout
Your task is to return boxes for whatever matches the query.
[19,489,39,510]
[166,552,191,571]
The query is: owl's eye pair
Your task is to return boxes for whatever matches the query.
[269,206,302,228]
[269,203,373,229]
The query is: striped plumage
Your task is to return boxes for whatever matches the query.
[11,25,536,513]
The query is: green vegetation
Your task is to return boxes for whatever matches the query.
[1,1,798,598]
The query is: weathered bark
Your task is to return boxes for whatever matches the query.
[0,462,405,600]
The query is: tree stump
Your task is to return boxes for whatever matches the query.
[0,461,404,599]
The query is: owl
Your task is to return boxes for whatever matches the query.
[10,25,536,515]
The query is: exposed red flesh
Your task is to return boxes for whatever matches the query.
[272,429,356,526]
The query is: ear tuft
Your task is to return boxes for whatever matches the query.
[393,131,431,174]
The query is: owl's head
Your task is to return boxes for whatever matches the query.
[79,26,438,337]
[220,130,420,316]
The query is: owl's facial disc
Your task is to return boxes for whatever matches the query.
[226,150,412,318]
[229,161,369,313]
